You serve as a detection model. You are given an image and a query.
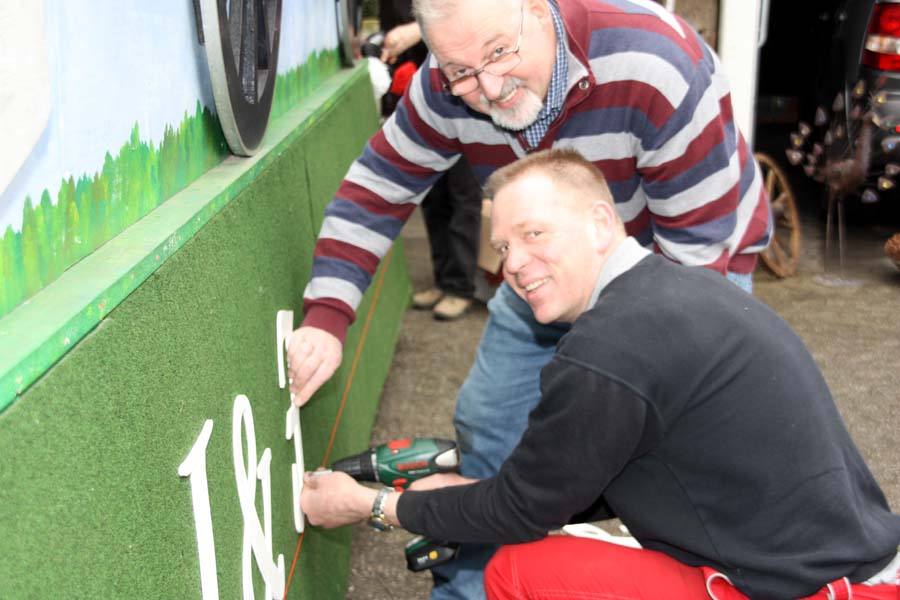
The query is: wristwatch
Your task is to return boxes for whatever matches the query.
[368,487,394,532]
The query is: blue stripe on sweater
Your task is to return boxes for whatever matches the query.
[642,121,738,199]
[311,256,372,293]
[469,163,496,187]
[356,142,443,194]
[609,177,641,205]
[643,69,712,151]
[389,105,455,164]
[656,211,737,244]
[560,105,658,139]
[588,27,697,84]
[325,197,405,240]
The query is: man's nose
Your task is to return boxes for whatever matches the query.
[477,71,506,100]
[504,245,528,273]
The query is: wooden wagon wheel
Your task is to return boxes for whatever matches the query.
[756,152,802,278]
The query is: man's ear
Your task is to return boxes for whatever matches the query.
[590,201,617,252]
[526,0,551,22]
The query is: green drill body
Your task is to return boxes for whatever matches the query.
[329,437,462,571]
[330,437,460,491]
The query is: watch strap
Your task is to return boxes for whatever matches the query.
[368,487,394,531]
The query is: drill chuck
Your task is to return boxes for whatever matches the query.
[330,451,378,482]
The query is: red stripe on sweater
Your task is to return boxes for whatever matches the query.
[707,248,730,274]
[654,181,739,229]
[736,184,772,250]
[640,93,738,185]
[463,142,519,171]
[595,156,639,183]
[590,80,674,129]
[623,207,652,237]
[337,180,419,221]
[401,92,462,155]
[589,12,704,64]
[369,129,443,179]
[640,116,727,183]
[315,239,381,276]
[301,300,355,342]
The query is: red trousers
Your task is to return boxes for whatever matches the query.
[484,536,900,600]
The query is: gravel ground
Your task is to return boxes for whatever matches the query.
[345,200,900,600]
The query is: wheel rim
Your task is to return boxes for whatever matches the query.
[196,0,282,156]
[757,152,802,278]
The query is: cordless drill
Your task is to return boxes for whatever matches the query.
[330,437,460,491]
[329,437,461,571]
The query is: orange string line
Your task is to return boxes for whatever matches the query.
[282,247,395,599]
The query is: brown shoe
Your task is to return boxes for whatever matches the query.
[412,287,444,309]
[433,295,473,321]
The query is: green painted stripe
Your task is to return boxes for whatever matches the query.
[0,65,369,413]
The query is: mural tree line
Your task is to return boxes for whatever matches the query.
[0,105,228,318]
[0,50,339,320]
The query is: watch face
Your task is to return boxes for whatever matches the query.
[369,488,393,531]
[368,517,391,532]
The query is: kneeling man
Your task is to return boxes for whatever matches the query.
[302,149,900,600]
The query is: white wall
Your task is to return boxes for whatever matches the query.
[717,0,766,145]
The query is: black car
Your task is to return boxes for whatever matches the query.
[759,0,900,205]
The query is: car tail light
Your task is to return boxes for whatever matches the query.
[864,1,900,70]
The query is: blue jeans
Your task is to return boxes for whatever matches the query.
[430,283,568,600]
[429,272,753,600]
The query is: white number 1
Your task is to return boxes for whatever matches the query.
[178,420,220,600]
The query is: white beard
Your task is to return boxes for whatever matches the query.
[480,77,544,131]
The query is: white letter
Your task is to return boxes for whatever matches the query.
[285,405,305,533]
[178,420,220,600]
[276,310,293,389]
[233,395,285,599]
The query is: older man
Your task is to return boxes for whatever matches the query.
[288,0,771,596]
[301,149,900,600]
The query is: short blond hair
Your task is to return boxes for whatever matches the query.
[484,149,619,219]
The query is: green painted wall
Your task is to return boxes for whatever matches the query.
[0,70,409,598]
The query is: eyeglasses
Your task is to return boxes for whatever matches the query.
[441,3,525,96]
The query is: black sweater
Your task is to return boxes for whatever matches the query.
[397,255,900,599]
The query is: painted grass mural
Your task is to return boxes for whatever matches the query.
[0,50,340,320]
[273,49,341,119]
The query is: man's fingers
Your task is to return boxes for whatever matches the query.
[303,471,322,488]
[290,339,328,390]
[285,327,342,406]
[297,355,339,406]
[287,338,313,364]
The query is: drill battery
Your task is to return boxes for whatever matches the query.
[404,535,461,572]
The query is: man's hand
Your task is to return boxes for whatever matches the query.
[380,22,422,64]
[407,473,479,492]
[301,470,376,528]
[286,326,342,406]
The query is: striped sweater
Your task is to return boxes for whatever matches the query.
[303,0,772,341]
